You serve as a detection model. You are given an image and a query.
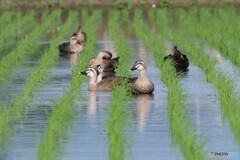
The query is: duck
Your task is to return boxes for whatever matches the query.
[58,26,87,56]
[128,60,154,94]
[88,51,119,78]
[163,46,189,71]
[71,26,87,44]
[79,68,126,91]
[95,64,129,83]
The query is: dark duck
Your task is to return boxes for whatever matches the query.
[164,46,189,71]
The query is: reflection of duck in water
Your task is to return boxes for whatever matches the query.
[129,60,154,94]
[134,94,153,132]
[88,91,97,116]
[164,46,189,71]
[58,26,87,56]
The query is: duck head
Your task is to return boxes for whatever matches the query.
[96,64,103,73]
[58,37,83,55]
[95,64,104,83]
[97,51,113,60]
[71,26,87,44]
[79,68,99,77]
[172,45,180,56]
[129,60,146,72]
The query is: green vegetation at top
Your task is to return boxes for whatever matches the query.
[37,9,102,160]
[133,9,206,160]
[107,9,132,160]
[162,8,240,146]
[0,0,239,9]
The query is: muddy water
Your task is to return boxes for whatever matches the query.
[1,39,240,160]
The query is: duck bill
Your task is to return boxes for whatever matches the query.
[77,71,87,75]
[128,66,137,72]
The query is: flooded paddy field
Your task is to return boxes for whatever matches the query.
[0,7,240,160]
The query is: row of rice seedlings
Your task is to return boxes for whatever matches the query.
[0,10,61,81]
[161,9,240,146]
[133,9,206,160]
[0,11,15,30]
[108,10,132,75]
[203,8,240,66]
[0,10,59,103]
[176,8,240,67]
[0,10,66,151]
[107,10,132,160]
[37,9,102,160]
[0,11,37,58]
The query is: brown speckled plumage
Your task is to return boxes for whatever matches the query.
[129,60,154,94]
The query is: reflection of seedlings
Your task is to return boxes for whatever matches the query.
[133,9,206,160]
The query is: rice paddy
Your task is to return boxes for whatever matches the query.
[0,4,240,160]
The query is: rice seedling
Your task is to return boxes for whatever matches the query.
[133,9,206,160]
[108,10,132,75]
[161,8,240,146]
[176,8,240,67]
[107,9,132,160]
[37,10,102,160]
[0,10,37,58]
[108,84,131,160]
[0,10,72,152]
[0,11,15,30]
[0,10,61,81]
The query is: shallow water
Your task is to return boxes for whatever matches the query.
[1,39,240,160]
[204,46,240,92]
[181,63,240,160]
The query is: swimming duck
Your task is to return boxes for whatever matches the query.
[88,51,119,78]
[79,68,125,91]
[58,26,87,56]
[95,64,129,83]
[164,46,189,71]
[71,26,87,44]
[128,60,154,94]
